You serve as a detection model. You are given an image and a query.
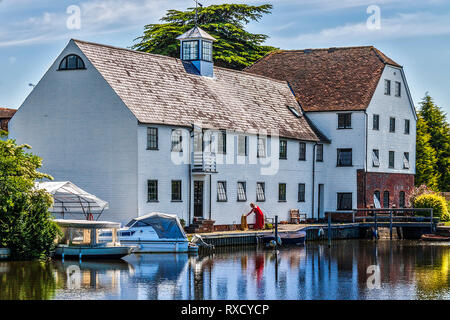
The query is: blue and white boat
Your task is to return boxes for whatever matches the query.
[101,213,198,253]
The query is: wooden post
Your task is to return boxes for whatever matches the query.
[275,215,278,248]
[328,212,331,247]
[430,208,434,233]
[389,210,393,240]
[374,211,378,241]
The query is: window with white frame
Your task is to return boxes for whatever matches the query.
[372,149,380,167]
[147,180,158,202]
[373,114,380,130]
[316,144,323,162]
[298,183,306,202]
[147,127,158,150]
[299,142,306,161]
[171,129,183,152]
[390,117,396,132]
[217,130,226,154]
[237,182,247,202]
[182,40,199,60]
[404,119,410,135]
[278,183,287,202]
[202,41,213,62]
[217,181,227,202]
[257,136,266,158]
[279,140,287,159]
[337,148,352,167]
[384,79,391,95]
[389,151,395,168]
[403,152,410,169]
[256,182,265,202]
[338,113,352,129]
[395,81,401,97]
[171,180,182,201]
[337,193,352,210]
[237,135,247,156]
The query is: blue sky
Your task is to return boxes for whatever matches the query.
[1,0,449,115]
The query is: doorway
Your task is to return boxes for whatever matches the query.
[194,181,204,218]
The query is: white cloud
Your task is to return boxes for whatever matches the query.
[271,11,450,48]
[1,0,449,48]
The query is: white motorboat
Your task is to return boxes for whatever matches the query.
[101,213,198,253]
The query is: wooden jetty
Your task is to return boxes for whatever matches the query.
[189,208,437,248]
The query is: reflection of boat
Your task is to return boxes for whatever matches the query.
[124,253,188,281]
[101,213,198,253]
[53,220,133,260]
[421,234,450,242]
[260,230,306,246]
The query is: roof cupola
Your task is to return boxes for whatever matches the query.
[177,26,216,77]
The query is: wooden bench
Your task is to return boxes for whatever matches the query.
[290,209,307,224]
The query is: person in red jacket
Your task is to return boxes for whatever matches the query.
[246,202,265,230]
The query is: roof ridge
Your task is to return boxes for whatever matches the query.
[73,38,182,62]
[73,39,288,85]
[276,46,374,53]
[371,47,402,68]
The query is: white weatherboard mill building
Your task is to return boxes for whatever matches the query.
[9,27,417,229]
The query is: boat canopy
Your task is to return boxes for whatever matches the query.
[53,219,121,230]
[36,181,108,220]
[126,212,187,239]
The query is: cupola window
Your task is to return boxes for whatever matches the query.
[202,41,213,62]
[59,54,85,70]
[182,41,199,61]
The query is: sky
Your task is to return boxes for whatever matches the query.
[1,0,449,116]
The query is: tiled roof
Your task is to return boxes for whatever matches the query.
[0,107,16,118]
[177,26,216,41]
[245,46,402,112]
[73,40,325,142]
[0,108,16,131]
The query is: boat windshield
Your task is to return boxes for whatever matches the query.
[125,220,136,228]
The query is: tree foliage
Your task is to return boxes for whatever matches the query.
[132,3,277,70]
[416,94,450,191]
[415,116,439,189]
[0,131,60,260]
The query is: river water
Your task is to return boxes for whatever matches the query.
[0,240,448,300]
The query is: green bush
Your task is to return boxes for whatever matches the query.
[0,134,61,260]
[413,193,450,222]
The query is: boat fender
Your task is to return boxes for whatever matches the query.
[268,240,277,248]
[276,236,282,246]
[318,228,324,237]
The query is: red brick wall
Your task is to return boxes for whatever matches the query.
[357,170,415,208]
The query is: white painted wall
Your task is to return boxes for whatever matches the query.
[366,65,416,174]
[9,40,139,224]
[307,112,366,212]
[136,125,318,224]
